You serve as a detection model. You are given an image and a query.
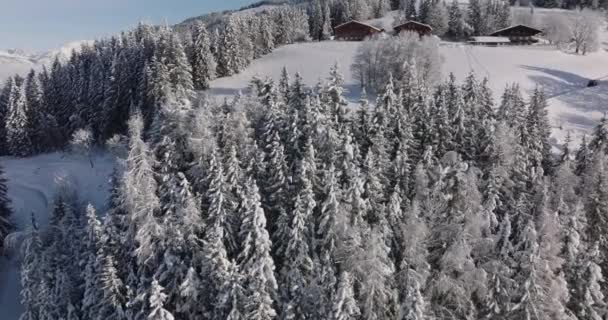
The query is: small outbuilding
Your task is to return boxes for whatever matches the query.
[334,20,384,41]
[468,36,511,46]
[393,21,433,37]
[489,25,542,44]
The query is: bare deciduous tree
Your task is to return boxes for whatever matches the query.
[70,127,94,168]
[351,32,443,94]
[571,9,600,55]
[542,13,571,49]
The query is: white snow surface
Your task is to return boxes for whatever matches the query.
[0,152,115,320]
[209,37,608,146]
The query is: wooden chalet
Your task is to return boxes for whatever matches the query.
[393,21,433,37]
[489,25,542,44]
[334,20,384,41]
[468,36,511,46]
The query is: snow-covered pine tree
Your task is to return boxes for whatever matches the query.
[148,280,175,320]
[575,134,592,176]
[81,205,104,319]
[24,69,47,153]
[589,114,608,153]
[447,0,465,38]
[6,80,33,156]
[509,188,571,320]
[426,152,489,319]
[279,166,315,318]
[321,2,333,40]
[427,1,449,36]
[206,149,238,257]
[331,271,360,320]
[0,163,12,245]
[237,178,278,320]
[467,0,485,35]
[191,21,217,90]
[20,218,41,320]
[568,242,606,320]
[308,0,325,41]
[526,87,553,174]
[217,18,241,77]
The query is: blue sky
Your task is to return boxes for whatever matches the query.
[1,0,255,51]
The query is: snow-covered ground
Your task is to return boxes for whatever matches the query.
[0,152,115,320]
[209,37,608,145]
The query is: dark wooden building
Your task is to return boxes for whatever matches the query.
[393,21,433,37]
[489,25,542,44]
[334,20,384,41]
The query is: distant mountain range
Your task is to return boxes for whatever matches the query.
[0,0,310,84]
[0,41,92,84]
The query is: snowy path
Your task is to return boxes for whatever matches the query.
[0,152,115,319]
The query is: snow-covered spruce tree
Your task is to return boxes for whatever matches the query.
[331,271,360,320]
[191,21,217,90]
[509,188,571,320]
[321,2,333,40]
[308,0,324,40]
[426,152,489,319]
[6,80,33,157]
[575,134,592,176]
[20,218,42,320]
[447,0,465,38]
[351,228,399,320]
[80,204,104,320]
[148,279,175,320]
[568,242,606,320]
[205,149,238,258]
[589,114,608,153]
[427,1,449,36]
[217,18,242,77]
[24,69,47,154]
[278,153,316,319]
[314,164,344,311]
[0,163,12,246]
[467,0,485,35]
[237,178,278,320]
[525,87,553,174]
[583,153,608,293]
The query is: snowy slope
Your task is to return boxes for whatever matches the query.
[209,38,608,145]
[0,152,115,320]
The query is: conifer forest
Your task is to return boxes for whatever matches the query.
[1,1,608,320]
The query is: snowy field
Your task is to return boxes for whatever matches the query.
[209,39,608,145]
[0,152,115,319]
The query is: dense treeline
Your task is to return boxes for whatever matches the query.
[18,56,608,319]
[0,5,309,158]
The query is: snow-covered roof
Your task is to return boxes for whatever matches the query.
[334,20,384,32]
[469,36,511,43]
[393,20,433,31]
[489,24,543,36]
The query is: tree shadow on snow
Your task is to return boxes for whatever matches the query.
[520,65,608,114]
[519,65,608,134]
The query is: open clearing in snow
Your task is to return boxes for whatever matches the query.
[210,39,608,145]
[0,152,115,319]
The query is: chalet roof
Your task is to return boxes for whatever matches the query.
[469,36,511,43]
[334,20,384,32]
[393,20,433,32]
[489,24,543,36]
